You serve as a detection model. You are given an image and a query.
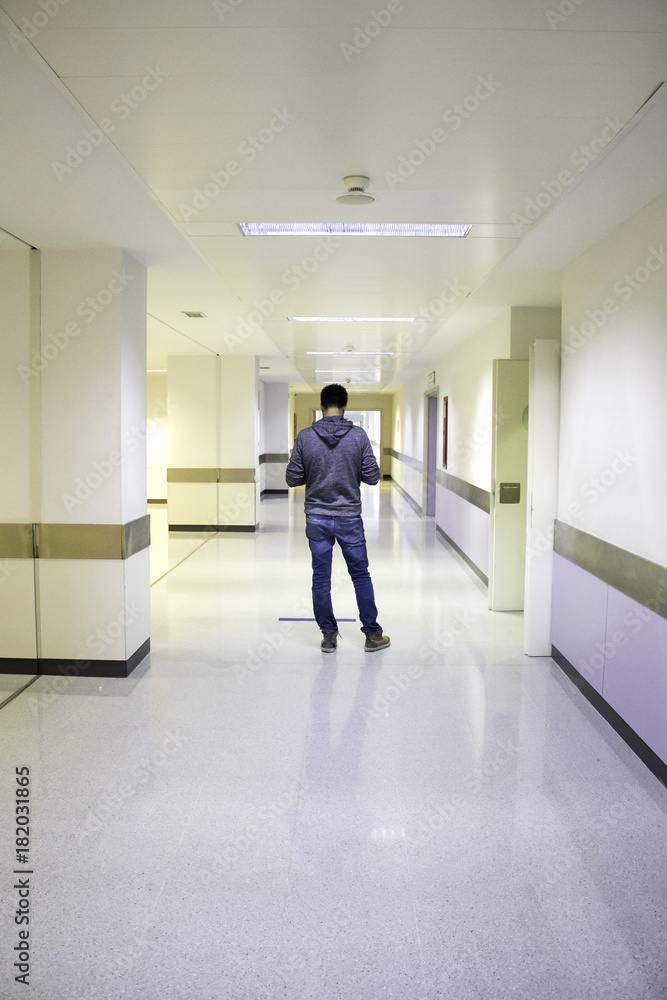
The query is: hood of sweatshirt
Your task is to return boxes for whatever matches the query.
[311,415,354,447]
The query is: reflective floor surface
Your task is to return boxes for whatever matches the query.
[1,484,666,999]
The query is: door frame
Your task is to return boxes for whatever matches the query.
[422,388,439,517]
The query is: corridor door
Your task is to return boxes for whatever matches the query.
[488,360,529,611]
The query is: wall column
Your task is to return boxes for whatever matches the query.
[167,355,259,531]
[37,249,150,678]
[259,381,289,498]
[218,356,259,530]
[167,356,219,529]
[0,247,40,673]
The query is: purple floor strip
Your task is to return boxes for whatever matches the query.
[279,618,356,622]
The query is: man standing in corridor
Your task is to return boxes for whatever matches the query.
[286,383,390,653]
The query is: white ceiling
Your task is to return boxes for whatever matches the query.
[1,0,666,391]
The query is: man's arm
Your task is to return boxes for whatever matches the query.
[285,434,306,486]
[360,435,380,485]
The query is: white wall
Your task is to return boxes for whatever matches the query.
[147,371,168,501]
[40,249,147,525]
[393,311,512,509]
[392,375,426,508]
[0,249,39,523]
[559,189,667,567]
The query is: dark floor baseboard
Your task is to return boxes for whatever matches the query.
[435,524,489,586]
[0,639,150,679]
[552,645,667,788]
[169,524,258,532]
[0,657,39,675]
[387,477,423,516]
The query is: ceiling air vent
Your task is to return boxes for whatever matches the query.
[182,311,206,318]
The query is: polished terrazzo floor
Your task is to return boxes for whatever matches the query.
[1,484,667,999]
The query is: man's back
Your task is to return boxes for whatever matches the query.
[286,415,380,518]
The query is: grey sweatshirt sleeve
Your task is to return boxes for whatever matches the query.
[285,434,306,486]
[360,435,380,485]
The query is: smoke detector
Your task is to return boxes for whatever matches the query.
[336,176,375,205]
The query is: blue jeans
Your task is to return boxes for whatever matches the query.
[305,515,381,636]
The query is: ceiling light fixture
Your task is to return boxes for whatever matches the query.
[239,223,471,237]
[335,175,375,205]
[289,316,414,323]
[306,351,394,355]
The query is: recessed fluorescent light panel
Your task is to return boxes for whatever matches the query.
[306,351,394,355]
[238,223,471,237]
[289,317,413,323]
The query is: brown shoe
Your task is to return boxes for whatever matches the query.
[364,631,390,651]
[321,632,338,653]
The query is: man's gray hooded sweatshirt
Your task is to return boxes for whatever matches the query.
[285,416,380,517]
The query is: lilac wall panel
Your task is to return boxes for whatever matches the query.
[435,484,489,577]
[601,588,667,763]
[551,553,608,694]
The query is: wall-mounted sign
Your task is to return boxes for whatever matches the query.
[427,371,435,386]
[499,482,521,504]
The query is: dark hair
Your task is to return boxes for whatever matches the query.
[320,383,348,410]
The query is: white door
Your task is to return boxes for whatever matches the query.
[524,340,561,654]
[488,360,529,611]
